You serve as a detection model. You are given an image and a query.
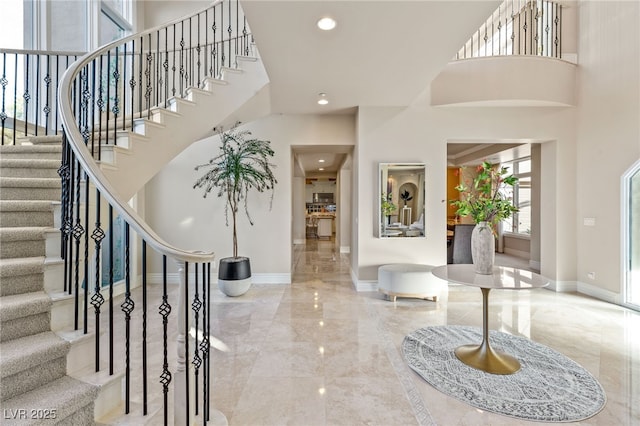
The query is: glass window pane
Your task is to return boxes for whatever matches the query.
[519,159,531,174]
[1,0,23,49]
[100,11,125,45]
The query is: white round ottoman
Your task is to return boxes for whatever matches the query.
[378,264,445,302]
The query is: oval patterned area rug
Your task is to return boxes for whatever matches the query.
[402,325,606,422]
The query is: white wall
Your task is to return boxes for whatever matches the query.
[575,1,640,296]
[145,114,355,280]
[355,104,577,282]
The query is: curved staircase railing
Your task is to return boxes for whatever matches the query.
[57,1,256,423]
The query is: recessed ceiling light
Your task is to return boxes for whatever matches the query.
[319,168,325,171]
[319,159,325,163]
[317,17,336,31]
[317,93,329,105]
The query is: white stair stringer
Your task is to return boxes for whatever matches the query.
[100,56,270,201]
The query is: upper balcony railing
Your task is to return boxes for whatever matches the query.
[0,49,84,145]
[456,0,563,60]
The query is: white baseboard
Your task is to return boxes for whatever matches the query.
[293,239,306,245]
[251,273,291,284]
[577,281,621,305]
[503,247,529,259]
[545,279,577,292]
[147,272,291,285]
[340,246,350,254]
[355,280,377,292]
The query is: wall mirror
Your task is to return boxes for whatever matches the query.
[379,163,426,238]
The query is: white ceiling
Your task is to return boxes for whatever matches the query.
[240,0,502,175]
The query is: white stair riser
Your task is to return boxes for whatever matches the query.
[51,294,85,332]
[93,374,125,420]
[64,332,96,376]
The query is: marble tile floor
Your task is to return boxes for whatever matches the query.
[98,239,640,425]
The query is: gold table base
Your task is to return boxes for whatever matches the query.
[455,341,521,375]
[455,287,521,375]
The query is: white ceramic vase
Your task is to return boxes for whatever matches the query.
[471,221,495,274]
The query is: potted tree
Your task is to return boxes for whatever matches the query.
[450,161,518,274]
[193,125,277,296]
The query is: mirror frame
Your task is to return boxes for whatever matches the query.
[378,162,426,238]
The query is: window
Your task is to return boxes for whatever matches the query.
[501,158,531,235]
[99,0,132,46]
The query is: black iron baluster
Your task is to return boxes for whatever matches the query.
[180,21,185,96]
[55,55,60,134]
[197,13,201,88]
[156,30,161,107]
[112,46,120,144]
[188,17,193,88]
[34,54,40,135]
[66,154,75,295]
[57,132,71,289]
[159,255,172,426]
[108,205,114,375]
[91,189,105,371]
[44,55,51,135]
[164,28,169,107]
[142,241,148,415]
[236,0,239,57]
[221,1,225,71]
[90,60,96,156]
[211,7,217,77]
[122,43,127,131]
[243,16,249,56]
[201,262,210,422]
[96,56,104,160]
[72,159,84,330]
[192,264,202,415]
[227,0,232,68]
[24,54,30,136]
[184,262,191,426]
[204,10,209,81]
[129,40,136,129]
[556,4,562,58]
[139,36,144,119]
[83,172,90,334]
[12,53,18,144]
[105,51,111,147]
[121,223,134,414]
[1,52,7,144]
[146,34,153,117]
[172,25,177,97]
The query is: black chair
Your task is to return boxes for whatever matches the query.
[451,224,474,264]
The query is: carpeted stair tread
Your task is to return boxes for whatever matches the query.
[0,145,62,154]
[0,291,52,342]
[0,200,56,212]
[0,227,49,259]
[0,227,49,241]
[2,376,97,426]
[17,135,63,144]
[0,201,56,227]
[0,159,61,178]
[0,177,61,201]
[0,177,61,188]
[0,256,45,277]
[0,332,69,379]
[0,291,51,321]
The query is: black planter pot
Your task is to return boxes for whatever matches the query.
[218,256,251,296]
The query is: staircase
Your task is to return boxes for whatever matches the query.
[0,52,268,423]
[0,140,98,425]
